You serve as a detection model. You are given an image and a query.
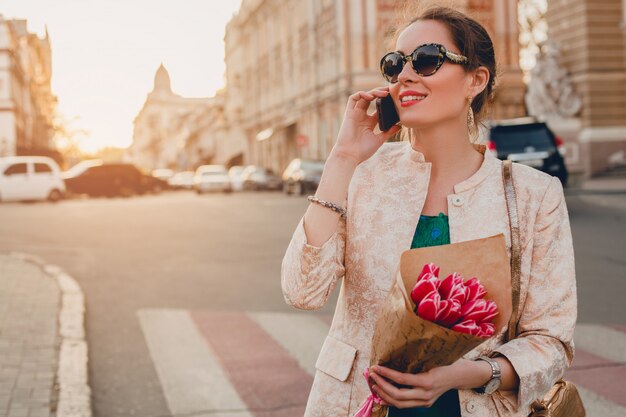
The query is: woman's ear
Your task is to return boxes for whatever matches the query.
[468,66,490,98]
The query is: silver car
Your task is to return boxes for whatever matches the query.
[194,165,232,194]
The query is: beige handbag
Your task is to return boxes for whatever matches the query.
[502,160,586,417]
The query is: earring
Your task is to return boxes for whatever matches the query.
[467,96,476,142]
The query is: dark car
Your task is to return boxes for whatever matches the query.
[241,166,282,191]
[487,118,568,187]
[282,158,325,195]
[63,162,155,197]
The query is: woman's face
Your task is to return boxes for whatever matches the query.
[389,20,472,129]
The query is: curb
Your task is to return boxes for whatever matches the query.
[9,252,92,417]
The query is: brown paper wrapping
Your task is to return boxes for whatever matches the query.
[366,234,512,417]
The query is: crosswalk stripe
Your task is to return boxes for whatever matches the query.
[577,385,626,417]
[137,309,252,417]
[191,311,313,417]
[574,324,626,364]
[246,312,329,376]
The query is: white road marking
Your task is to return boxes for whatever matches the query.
[137,309,252,417]
[574,324,626,364]
[577,385,626,417]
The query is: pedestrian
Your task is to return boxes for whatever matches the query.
[281,5,577,417]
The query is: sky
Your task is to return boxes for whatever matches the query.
[1,0,242,153]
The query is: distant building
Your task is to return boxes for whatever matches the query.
[0,16,57,160]
[129,64,218,171]
[222,0,525,175]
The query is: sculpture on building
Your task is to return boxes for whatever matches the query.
[525,40,582,119]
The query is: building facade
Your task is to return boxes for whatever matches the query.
[0,16,56,159]
[223,0,526,175]
[543,0,626,177]
[129,64,222,171]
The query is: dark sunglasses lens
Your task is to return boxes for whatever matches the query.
[412,44,442,75]
[381,53,404,83]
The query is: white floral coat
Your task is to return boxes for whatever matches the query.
[281,141,577,417]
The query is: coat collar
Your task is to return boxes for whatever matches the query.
[402,141,500,194]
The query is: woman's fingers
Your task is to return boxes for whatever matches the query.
[351,87,391,111]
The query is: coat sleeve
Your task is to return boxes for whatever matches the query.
[493,176,577,412]
[280,216,346,310]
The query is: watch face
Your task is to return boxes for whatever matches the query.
[485,378,501,394]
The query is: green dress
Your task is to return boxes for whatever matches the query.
[388,212,462,417]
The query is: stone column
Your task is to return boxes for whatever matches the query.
[547,0,626,176]
[467,0,527,119]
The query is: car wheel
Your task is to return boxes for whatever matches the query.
[48,189,63,202]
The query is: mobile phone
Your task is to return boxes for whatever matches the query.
[376,94,400,132]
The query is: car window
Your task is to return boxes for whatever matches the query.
[34,163,53,173]
[490,125,555,153]
[4,163,28,176]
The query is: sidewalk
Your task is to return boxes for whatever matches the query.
[566,171,626,211]
[0,253,91,417]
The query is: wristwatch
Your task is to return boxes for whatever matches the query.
[474,356,501,395]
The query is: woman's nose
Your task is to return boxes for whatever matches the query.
[397,59,418,84]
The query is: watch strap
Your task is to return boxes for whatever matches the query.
[474,356,501,394]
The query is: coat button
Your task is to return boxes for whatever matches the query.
[452,196,464,207]
[465,400,477,413]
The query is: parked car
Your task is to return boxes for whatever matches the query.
[241,166,282,191]
[282,158,325,195]
[487,118,568,187]
[0,156,65,203]
[228,165,247,191]
[152,168,175,182]
[194,165,232,194]
[63,161,152,197]
[168,171,195,190]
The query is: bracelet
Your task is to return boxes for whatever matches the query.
[307,196,347,219]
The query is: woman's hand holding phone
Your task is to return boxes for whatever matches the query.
[330,87,401,167]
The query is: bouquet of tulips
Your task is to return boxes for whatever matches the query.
[411,263,498,338]
[354,234,512,417]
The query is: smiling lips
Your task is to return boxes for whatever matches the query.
[399,90,427,107]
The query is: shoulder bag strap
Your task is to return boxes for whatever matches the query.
[502,160,521,342]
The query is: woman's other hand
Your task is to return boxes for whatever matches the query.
[369,365,453,409]
[331,87,402,167]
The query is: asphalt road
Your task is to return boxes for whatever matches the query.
[0,190,624,417]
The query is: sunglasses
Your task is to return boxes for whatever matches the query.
[380,43,468,83]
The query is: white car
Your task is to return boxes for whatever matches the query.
[168,171,195,190]
[0,156,66,202]
[194,165,232,194]
[228,165,247,192]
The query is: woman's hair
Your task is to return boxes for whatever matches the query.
[389,3,499,140]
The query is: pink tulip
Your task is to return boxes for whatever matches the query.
[417,290,441,322]
[418,263,440,281]
[451,319,481,336]
[435,298,463,326]
[460,299,498,324]
[411,274,441,306]
[464,277,487,303]
[439,272,468,303]
[478,322,496,337]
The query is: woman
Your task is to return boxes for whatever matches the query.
[281,5,576,417]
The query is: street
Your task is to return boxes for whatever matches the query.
[0,190,625,417]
